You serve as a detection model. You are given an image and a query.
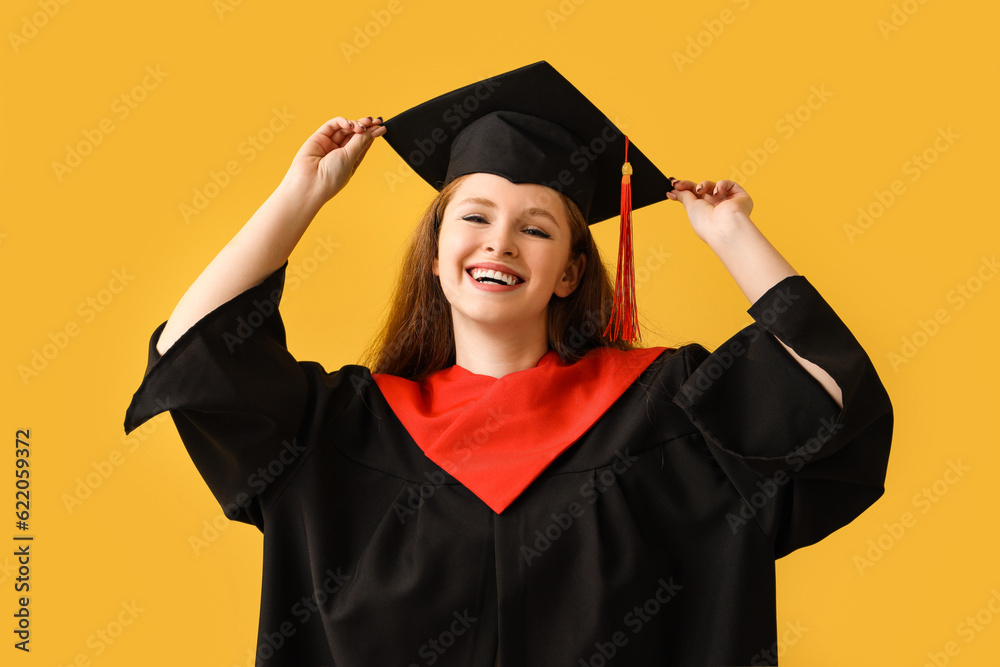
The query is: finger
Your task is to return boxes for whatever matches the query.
[352,134,378,170]
[356,116,382,129]
[667,177,694,201]
[355,120,385,141]
[312,117,357,149]
[317,116,355,136]
[714,180,748,198]
[711,180,734,197]
[344,123,384,168]
[669,186,702,206]
[353,117,385,138]
[671,179,718,202]
[667,177,680,200]
[695,180,716,196]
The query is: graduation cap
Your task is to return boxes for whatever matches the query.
[382,60,674,342]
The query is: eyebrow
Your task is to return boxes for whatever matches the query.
[455,197,560,227]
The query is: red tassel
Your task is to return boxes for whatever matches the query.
[604,136,640,342]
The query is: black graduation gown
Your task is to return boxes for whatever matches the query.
[123,262,893,666]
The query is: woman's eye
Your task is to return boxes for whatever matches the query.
[461,215,550,239]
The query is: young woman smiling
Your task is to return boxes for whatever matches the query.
[124,61,892,666]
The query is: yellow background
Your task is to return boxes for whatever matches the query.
[2,0,997,664]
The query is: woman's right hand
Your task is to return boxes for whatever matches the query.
[155,116,384,357]
[281,116,386,204]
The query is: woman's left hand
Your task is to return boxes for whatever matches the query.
[667,178,754,243]
[666,177,842,407]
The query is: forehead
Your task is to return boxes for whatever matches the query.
[448,173,568,219]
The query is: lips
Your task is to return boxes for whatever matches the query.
[465,263,525,287]
[468,267,521,286]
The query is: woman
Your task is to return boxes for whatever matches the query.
[124,61,892,666]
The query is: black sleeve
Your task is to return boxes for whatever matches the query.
[122,261,312,529]
[672,275,893,558]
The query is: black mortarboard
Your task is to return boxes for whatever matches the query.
[382,60,675,341]
[382,60,673,225]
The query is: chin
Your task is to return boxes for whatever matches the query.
[454,304,545,330]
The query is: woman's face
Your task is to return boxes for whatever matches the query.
[433,173,584,332]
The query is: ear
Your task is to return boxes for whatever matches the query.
[432,256,439,276]
[554,253,585,298]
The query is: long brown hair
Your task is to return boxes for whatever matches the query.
[363,174,632,380]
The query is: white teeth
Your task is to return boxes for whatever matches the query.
[470,268,518,286]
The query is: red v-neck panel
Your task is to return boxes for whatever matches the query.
[372,346,670,513]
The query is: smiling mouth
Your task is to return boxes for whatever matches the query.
[468,268,524,286]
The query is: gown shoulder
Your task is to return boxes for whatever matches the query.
[668,274,893,557]
[122,261,364,528]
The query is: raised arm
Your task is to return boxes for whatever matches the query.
[667,177,844,408]
[155,116,385,356]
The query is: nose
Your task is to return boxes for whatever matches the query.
[483,222,517,256]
